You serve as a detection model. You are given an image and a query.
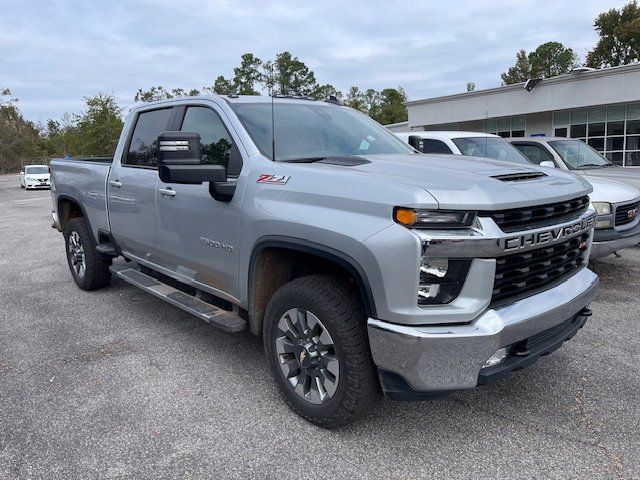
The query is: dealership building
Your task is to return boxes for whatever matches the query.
[387,62,640,166]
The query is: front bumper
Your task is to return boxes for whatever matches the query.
[25,182,51,189]
[367,267,599,399]
[591,222,640,259]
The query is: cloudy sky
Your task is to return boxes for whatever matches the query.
[1,0,627,123]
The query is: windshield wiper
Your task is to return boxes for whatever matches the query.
[576,163,608,169]
[278,156,328,163]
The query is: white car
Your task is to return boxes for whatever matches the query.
[20,165,51,189]
[396,131,640,259]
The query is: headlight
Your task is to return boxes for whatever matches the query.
[395,208,476,229]
[26,176,35,181]
[592,202,611,215]
[418,257,471,305]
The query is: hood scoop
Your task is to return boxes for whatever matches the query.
[491,171,547,182]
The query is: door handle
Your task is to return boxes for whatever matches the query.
[109,180,122,188]
[159,188,176,197]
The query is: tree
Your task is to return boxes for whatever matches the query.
[345,86,367,112]
[76,93,123,155]
[587,1,640,68]
[501,49,532,84]
[311,84,342,101]
[233,53,262,95]
[466,82,476,92]
[373,87,408,125]
[272,51,317,96]
[529,42,578,78]
[134,85,200,102]
[0,88,48,173]
[210,75,234,95]
[501,43,577,85]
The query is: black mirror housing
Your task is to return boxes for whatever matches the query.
[159,164,227,184]
[157,131,228,186]
[158,131,202,165]
[408,135,424,152]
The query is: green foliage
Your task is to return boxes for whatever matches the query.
[44,93,123,158]
[233,53,263,95]
[344,86,407,124]
[466,82,476,92]
[0,89,48,173]
[587,1,640,68]
[501,43,577,85]
[271,51,317,96]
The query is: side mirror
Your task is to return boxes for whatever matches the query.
[539,160,556,168]
[408,135,424,152]
[157,131,227,184]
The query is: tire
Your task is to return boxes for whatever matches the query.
[64,217,112,291]
[263,274,379,428]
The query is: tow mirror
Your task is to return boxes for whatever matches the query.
[157,131,227,184]
[539,160,556,168]
[408,135,424,152]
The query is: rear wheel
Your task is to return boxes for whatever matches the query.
[64,217,111,290]
[263,275,379,428]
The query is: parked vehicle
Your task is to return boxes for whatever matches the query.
[20,164,51,189]
[509,137,640,191]
[510,138,640,258]
[50,96,599,427]
[395,132,640,259]
[394,131,531,165]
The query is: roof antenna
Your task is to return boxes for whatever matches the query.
[271,93,276,161]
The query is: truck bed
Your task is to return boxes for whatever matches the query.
[50,157,113,239]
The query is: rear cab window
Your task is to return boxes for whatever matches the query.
[125,108,173,168]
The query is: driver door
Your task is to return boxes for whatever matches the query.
[155,104,245,301]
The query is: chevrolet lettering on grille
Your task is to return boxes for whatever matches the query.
[504,216,596,252]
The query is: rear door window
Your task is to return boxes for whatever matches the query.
[125,108,173,168]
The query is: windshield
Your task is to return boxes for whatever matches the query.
[230,102,414,161]
[26,166,48,174]
[548,140,612,169]
[452,137,530,165]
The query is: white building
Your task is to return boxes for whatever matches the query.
[396,63,640,166]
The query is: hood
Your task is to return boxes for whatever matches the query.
[586,176,640,204]
[582,167,640,192]
[326,153,593,210]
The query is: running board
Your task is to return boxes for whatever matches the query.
[109,265,246,333]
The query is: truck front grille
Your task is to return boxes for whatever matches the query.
[492,232,590,304]
[614,201,640,227]
[483,196,590,233]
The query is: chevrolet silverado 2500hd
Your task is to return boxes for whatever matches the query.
[50,95,599,427]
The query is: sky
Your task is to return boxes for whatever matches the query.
[0,0,629,124]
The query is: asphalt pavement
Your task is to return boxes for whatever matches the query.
[0,173,639,479]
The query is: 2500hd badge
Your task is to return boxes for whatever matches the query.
[504,215,596,252]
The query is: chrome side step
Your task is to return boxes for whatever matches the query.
[109,264,246,333]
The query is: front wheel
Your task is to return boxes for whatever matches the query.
[64,217,112,291]
[263,275,379,428]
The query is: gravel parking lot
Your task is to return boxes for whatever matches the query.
[1,172,639,479]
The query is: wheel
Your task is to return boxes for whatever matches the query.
[263,275,379,428]
[64,217,112,290]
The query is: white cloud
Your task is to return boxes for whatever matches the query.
[0,0,629,122]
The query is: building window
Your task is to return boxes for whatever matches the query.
[552,103,640,166]
[483,115,526,138]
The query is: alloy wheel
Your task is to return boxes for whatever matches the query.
[275,308,339,404]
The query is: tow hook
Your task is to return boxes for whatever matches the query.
[580,308,593,317]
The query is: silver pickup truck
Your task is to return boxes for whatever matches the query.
[50,95,599,427]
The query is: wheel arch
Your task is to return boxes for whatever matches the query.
[247,236,377,336]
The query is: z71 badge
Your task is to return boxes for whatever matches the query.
[257,174,290,185]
